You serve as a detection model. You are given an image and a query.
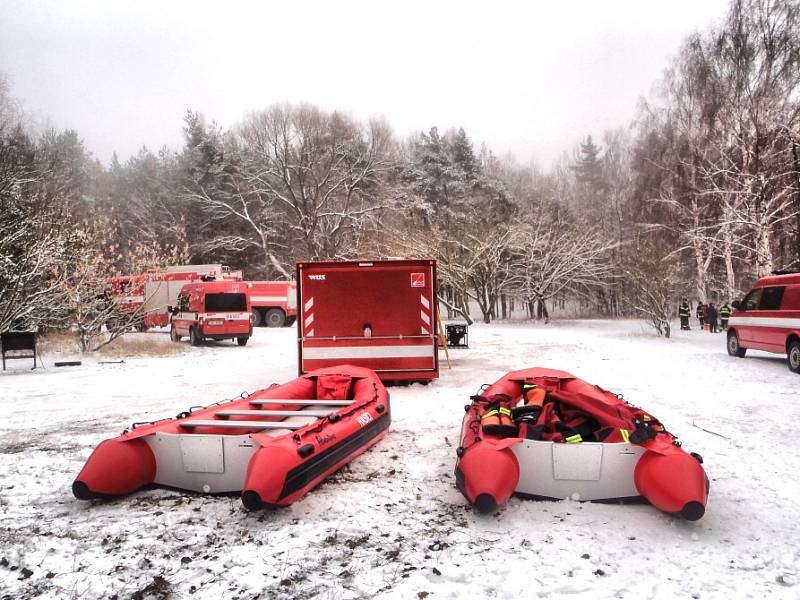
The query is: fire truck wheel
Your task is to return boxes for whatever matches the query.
[237,336,249,346]
[727,330,746,358]
[170,326,180,342]
[251,310,262,327]
[788,340,800,373]
[189,327,203,346]
[265,308,286,328]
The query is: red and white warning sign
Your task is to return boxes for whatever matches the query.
[410,273,425,288]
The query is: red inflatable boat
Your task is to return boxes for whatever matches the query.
[455,368,709,520]
[73,365,390,509]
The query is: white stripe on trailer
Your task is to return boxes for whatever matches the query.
[249,399,354,406]
[303,345,434,359]
[250,296,287,303]
[419,293,432,336]
[304,295,315,336]
[729,316,800,329]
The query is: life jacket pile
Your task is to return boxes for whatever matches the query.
[479,375,664,445]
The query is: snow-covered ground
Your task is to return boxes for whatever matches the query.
[1,320,799,599]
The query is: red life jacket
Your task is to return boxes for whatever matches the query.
[514,375,664,445]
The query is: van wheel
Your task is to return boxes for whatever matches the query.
[265,308,286,327]
[788,340,800,373]
[727,331,746,357]
[189,327,202,346]
[170,326,181,342]
[237,336,249,346]
[251,309,262,327]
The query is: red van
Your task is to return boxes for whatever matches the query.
[727,272,800,373]
[169,281,252,346]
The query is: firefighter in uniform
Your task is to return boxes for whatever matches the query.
[696,301,706,328]
[679,298,691,330]
[719,302,731,330]
[706,302,719,333]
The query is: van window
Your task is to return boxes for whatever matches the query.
[743,288,762,311]
[759,286,785,311]
[782,285,800,310]
[205,293,247,312]
[178,294,189,312]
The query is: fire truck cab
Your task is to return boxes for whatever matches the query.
[169,281,253,347]
[727,272,800,373]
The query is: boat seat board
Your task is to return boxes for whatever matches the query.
[216,409,334,418]
[179,420,311,430]
[248,399,354,406]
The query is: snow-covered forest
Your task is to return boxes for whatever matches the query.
[2,0,799,337]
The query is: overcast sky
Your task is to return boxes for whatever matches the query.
[0,0,731,168]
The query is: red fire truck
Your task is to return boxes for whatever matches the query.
[248,281,298,327]
[169,281,253,346]
[296,259,439,382]
[109,264,241,329]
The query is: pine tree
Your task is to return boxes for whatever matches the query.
[573,135,604,190]
[449,127,477,180]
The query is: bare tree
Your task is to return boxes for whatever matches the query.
[621,235,684,338]
[637,0,800,295]
[240,105,395,264]
[0,79,75,331]
[507,209,617,322]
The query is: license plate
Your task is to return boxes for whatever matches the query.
[207,319,224,326]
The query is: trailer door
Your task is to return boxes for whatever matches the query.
[298,261,438,379]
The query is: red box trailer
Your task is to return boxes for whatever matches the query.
[296,259,439,382]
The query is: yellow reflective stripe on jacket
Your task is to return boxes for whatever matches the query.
[565,433,582,444]
[499,407,512,416]
[620,428,630,442]
[481,409,499,420]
